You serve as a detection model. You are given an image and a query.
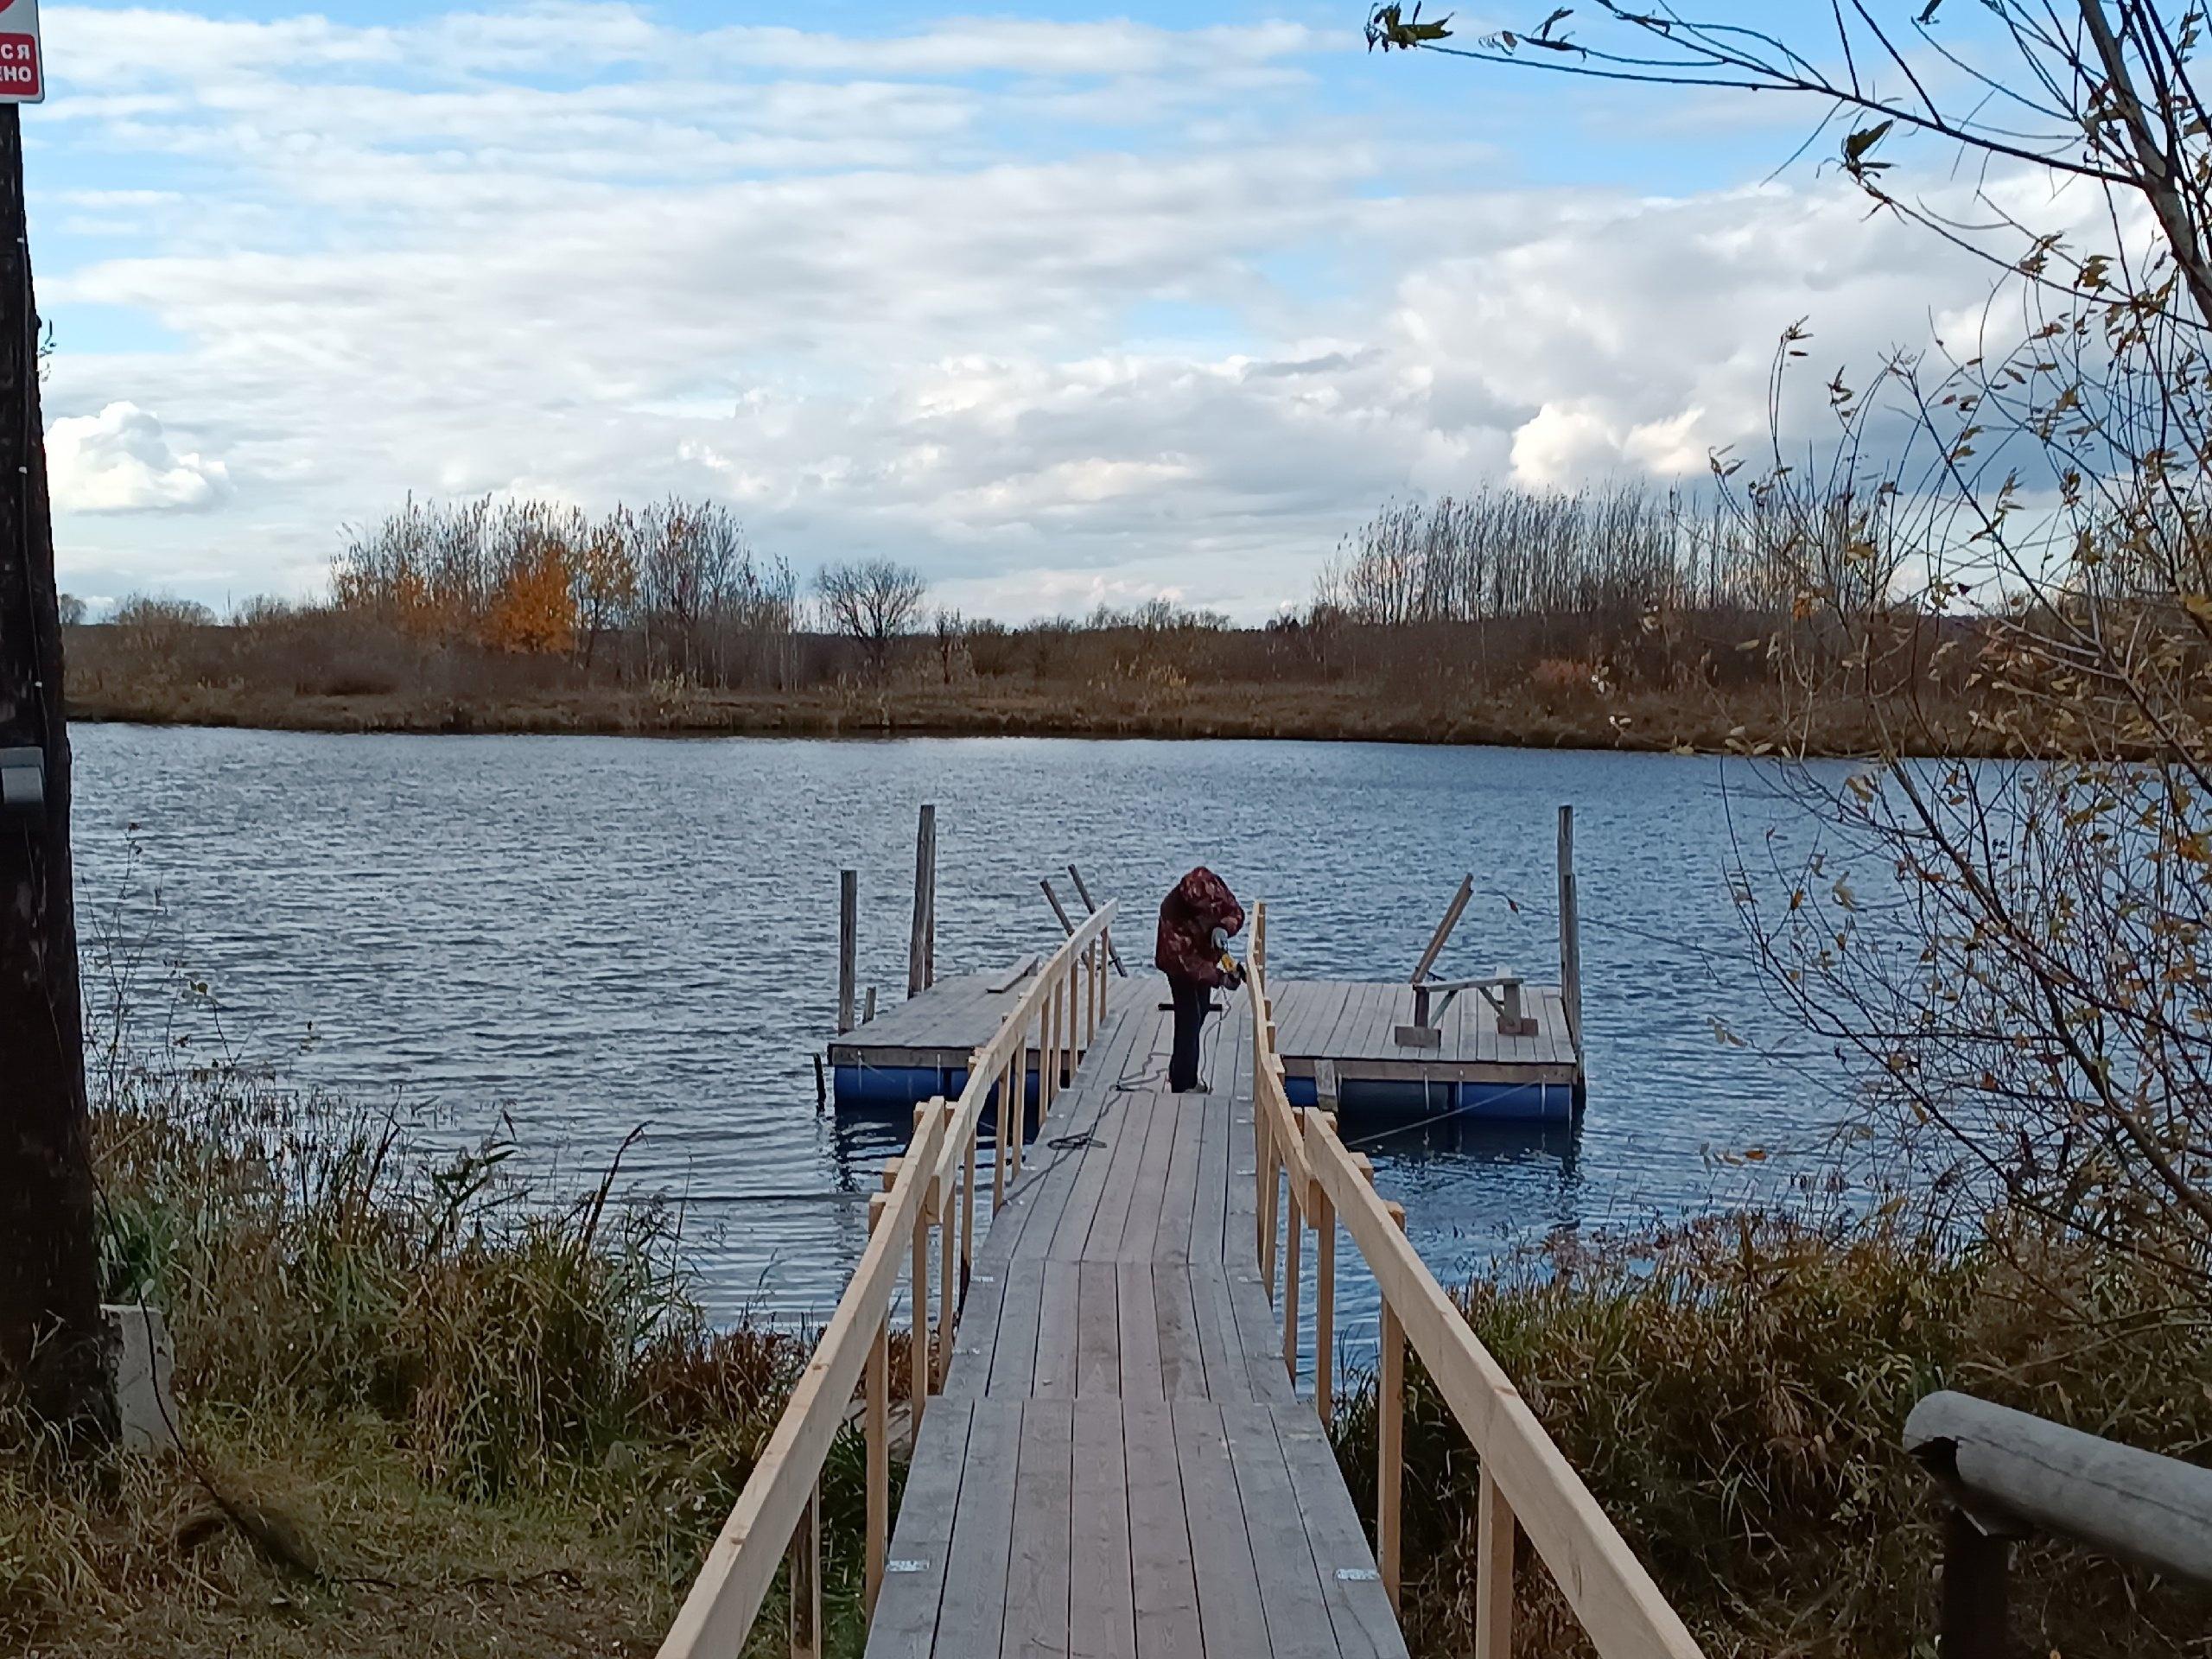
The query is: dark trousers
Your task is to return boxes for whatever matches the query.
[1168,974,1210,1092]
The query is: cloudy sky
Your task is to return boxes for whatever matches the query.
[30,0,2013,620]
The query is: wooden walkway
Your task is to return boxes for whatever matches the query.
[865,979,1408,1659]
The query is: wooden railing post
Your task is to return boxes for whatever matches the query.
[1010,1019,1027,1183]
[1063,969,1076,1078]
[1475,1466,1517,1659]
[1378,1196,1407,1612]
[1041,992,1058,1115]
[1313,1112,1336,1428]
[910,1168,930,1440]
[786,1478,823,1659]
[1259,1022,1281,1305]
[961,1111,978,1273]
[1281,1107,1303,1382]
[1077,942,1092,1051]
[935,1102,955,1391]
[864,1192,889,1617]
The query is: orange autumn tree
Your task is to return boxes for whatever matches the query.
[483,538,577,655]
[482,502,582,655]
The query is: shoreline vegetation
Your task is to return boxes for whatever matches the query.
[8,1034,2207,1658]
[62,668,1985,756]
[60,483,2020,760]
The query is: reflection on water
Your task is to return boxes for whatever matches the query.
[72,726,1858,1337]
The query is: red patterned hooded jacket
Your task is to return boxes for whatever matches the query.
[1154,868,1245,986]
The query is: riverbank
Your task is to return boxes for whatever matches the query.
[63,677,1980,757]
[3,1048,885,1659]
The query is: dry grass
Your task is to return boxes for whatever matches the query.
[1328,1210,2212,1659]
[2,1044,888,1658]
[62,658,1986,758]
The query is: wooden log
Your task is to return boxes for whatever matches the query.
[1904,1389,2212,1583]
[1378,1198,1407,1612]
[907,804,935,998]
[1558,805,1581,1053]
[1067,863,1128,975]
[836,870,858,1035]
[1411,874,1474,984]
[864,985,876,1024]
[1475,1466,1516,1659]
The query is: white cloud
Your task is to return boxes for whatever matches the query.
[46,402,231,512]
[31,3,2076,617]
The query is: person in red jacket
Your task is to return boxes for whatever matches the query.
[1154,867,1245,1093]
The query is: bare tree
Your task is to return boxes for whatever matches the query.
[55,593,84,626]
[1379,2,2212,1292]
[816,558,928,678]
[931,607,967,684]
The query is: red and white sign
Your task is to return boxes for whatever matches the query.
[0,0,41,105]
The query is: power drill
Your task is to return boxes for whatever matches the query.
[1212,927,1247,989]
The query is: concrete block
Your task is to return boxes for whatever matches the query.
[100,1303,180,1451]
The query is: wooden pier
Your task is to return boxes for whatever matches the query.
[866,982,1403,1657]
[661,893,1700,1659]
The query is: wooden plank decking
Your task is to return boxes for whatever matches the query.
[865,978,1408,1659]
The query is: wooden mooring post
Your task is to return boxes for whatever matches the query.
[1558,804,1582,1050]
[837,869,858,1034]
[907,804,936,998]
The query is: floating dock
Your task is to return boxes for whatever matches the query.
[833,969,1583,1122]
[825,806,1587,1122]
[828,966,1043,1109]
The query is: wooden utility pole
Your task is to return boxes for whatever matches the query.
[0,105,110,1437]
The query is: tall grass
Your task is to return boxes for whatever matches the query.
[1328,1209,2212,1658]
[2,1023,897,1656]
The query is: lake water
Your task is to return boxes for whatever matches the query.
[69,726,1859,1364]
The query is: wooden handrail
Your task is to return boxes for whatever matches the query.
[936,901,1116,1194]
[658,897,1119,1659]
[659,1101,949,1659]
[1244,901,1704,1659]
